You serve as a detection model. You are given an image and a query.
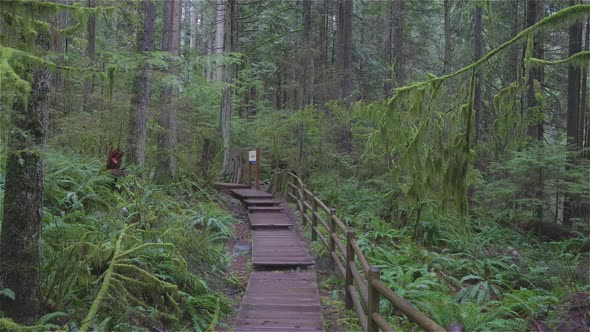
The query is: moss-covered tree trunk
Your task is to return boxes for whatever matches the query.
[127,0,156,166]
[473,4,483,145]
[563,1,583,225]
[82,0,96,112]
[156,0,182,184]
[221,0,237,177]
[0,44,51,325]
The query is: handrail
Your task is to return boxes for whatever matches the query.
[271,170,460,332]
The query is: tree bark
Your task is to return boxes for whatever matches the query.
[564,0,583,225]
[221,0,237,176]
[474,4,483,145]
[214,0,225,82]
[525,0,545,223]
[566,9,582,149]
[126,0,156,166]
[337,0,353,101]
[392,0,405,87]
[190,1,197,50]
[315,0,328,106]
[384,0,393,97]
[0,30,51,324]
[82,0,96,112]
[334,0,353,153]
[156,0,182,184]
[444,0,453,95]
[303,0,313,106]
[526,0,544,140]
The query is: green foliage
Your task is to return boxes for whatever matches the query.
[0,150,234,330]
[478,143,590,225]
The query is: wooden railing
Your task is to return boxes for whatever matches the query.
[270,170,460,332]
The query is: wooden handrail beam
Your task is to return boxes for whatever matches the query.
[349,284,368,331]
[351,239,370,275]
[350,262,368,306]
[331,214,348,233]
[372,313,395,332]
[371,278,445,332]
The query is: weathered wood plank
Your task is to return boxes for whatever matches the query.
[215,182,251,190]
[248,206,284,212]
[235,272,324,332]
[252,230,313,267]
[248,213,292,228]
[244,199,282,206]
[231,188,274,199]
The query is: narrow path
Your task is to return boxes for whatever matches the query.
[221,184,325,332]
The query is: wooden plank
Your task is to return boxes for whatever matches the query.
[235,272,324,332]
[215,182,251,190]
[231,188,274,199]
[248,206,284,212]
[252,230,313,267]
[248,213,292,228]
[244,199,282,206]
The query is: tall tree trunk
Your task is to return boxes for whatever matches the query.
[582,18,589,156]
[221,0,237,176]
[504,0,520,85]
[392,0,405,87]
[156,0,182,184]
[564,1,583,225]
[303,0,313,106]
[338,0,353,101]
[384,0,393,97]
[525,0,545,223]
[526,0,544,140]
[214,0,225,82]
[190,1,197,50]
[206,23,214,81]
[443,0,453,95]
[315,0,328,106]
[82,0,96,112]
[474,4,483,145]
[126,0,156,166]
[335,0,353,153]
[0,30,51,325]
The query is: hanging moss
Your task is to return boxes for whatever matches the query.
[362,4,590,226]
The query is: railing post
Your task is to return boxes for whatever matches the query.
[367,266,380,332]
[301,185,307,225]
[292,173,297,202]
[345,230,355,310]
[296,176,302,212]
[329,208,336,267]
[311,192,318,241]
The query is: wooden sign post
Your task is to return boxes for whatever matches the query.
[248,149,260,189]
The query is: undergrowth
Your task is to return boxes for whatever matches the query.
[0,149,236,331]
[304,163,589,331]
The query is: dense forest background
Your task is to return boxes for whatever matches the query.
[0,0,589,330]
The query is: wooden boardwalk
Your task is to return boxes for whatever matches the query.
[252,230,314,267]
[223,185,324,332]
[248,213,292,228]
[235,272,324,332]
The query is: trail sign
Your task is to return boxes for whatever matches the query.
[249,150,257,163]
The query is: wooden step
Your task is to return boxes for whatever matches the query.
[235,271,324,332]
[231,189,274,199]
[248,206,284,213]
[248,213,292,228]
[244,199,282,206]
[252,230,313,267]
[215,182,251,190]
